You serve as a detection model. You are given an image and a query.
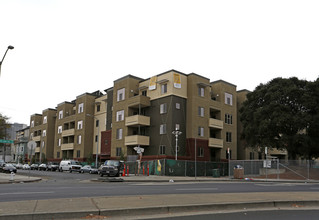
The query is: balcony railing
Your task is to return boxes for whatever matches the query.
[62,128,75,137]
[61,143,75,150]
[125,135,150,146]
[35,147,40,153]
[32,136,41,142]
[125,115,150,127]
[209,138,223,148]
[127,95,150,108]
[209,118,223,129]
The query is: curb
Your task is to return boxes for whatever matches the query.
[1,200,319,220]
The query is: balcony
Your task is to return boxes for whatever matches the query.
[35,147,40,153]
[209,138,223,148]
[127,95,150,108]
[209,118,223,129]
[61,143,75,150]
[32,136,41,142]
[125,115,150,127]
[125,135,150,146]
[62,129,75,137]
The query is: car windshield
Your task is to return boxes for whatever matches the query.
[104,160,119,166]
[6,164,14,167]
[71,161,80,165]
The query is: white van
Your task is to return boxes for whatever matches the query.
[59,160,82,173]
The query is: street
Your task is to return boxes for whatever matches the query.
[1,169,319,202]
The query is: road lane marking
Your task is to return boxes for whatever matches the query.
[176,188,218,191]
[0,191,54,196]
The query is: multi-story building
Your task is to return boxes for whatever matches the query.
[107,70,239,161]
[14,126,30,163]
[29,108,56,162]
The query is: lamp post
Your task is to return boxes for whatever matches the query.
[87,114,99,168]
[0,45,14,77]
[172,128,182,161]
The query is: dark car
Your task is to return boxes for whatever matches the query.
[100,160,124,177]
[47,162,59,171]
[80,165,98,174]
[30,164,39,170]
[1,163,17,173]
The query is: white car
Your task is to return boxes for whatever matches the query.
[38,163,47,171]
[16,163,23,169]
[22,164,31,170]
[59,160,82,173]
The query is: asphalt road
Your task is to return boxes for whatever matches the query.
[2,169,319,202]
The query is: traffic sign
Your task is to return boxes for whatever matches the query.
[0,139,14,144]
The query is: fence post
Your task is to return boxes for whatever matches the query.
[277,158,279,180]
[307,160,310,180]
[185,160,187,177]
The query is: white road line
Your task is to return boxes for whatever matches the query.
[0,191,54,196]
[176,188,218,191]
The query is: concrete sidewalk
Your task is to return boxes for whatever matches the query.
[0,172,41,184]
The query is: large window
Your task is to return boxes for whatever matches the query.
[198,87,205,97]
[198,147,204,157]
[160,124,167,134]
[198,107,204,117]
[77,150,81,158]
[225,93,233,106]
[117,88,125,101]
[116,110,124,121]
[161,84,167,94]
[198,127,204,137]
[78,103,84,113]
[226,132,232,142]
[225,114,233,124]
[59,110,63,119]
[58,126,62,134]
[43,116,47,124]
[116,147,122,157]
[42,130,46,137]
[160,103,167,114]
[116,128,123,140]
[77,135,81,144]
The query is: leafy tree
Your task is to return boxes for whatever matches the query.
[0,113,9,139]
[239,77,318,159]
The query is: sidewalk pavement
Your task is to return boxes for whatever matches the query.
[1,173,319,220]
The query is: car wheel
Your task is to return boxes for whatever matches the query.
[69,169,72,173]
[100,173,103,177]
[89,170,92,174]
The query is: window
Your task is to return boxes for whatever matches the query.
[58,138,61,147]
[77,121,83,130]
[160,124,166,134]
[96,104,101,112]
[161,84,167,94]
[225,114,233,124]
[160,145,166,155]
[198,127,204,137]
[104,139,108,145]
[226,132,232,142]
[160,103,167,114]
[96,120,99,127]
[117,88,125,101]
[250,152,255,160]
[42,130,46,137]
[59,110,63,119]
[43,116,47,124]
[116,147,122,157]
[142,90,147,96]
[77,135,81,144]
[78,103,84,113]
[176,103,180,109]
[198,107,204,117]
[226,149,232,159]
[175,124,180,131]
[31,120,34,128]
[198,87,205,97]
[116,110,124,121]
[77,150,80,158]
[42,141,45,148]
[58,126,62,134]
[225,93,233,105]
[57,152,60,158]
[198,147,204,157]
[95,135,98,142]
[116,128,123,140]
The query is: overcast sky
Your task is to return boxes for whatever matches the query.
[1,0,318,126]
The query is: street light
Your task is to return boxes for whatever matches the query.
[87,114,99,168]
[172,128,182,161]
[0,45,14,77]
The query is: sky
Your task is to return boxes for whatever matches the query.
[0,0,318,125]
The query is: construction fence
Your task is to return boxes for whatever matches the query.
[124,159,319,181]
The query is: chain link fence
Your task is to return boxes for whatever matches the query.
[124,159,319,181]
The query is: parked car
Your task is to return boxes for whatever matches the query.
[80,165,98,174]
[1,163,17,173]
[59,160,82,173]
[0,159,5,167]
[30,164,39,170]
[38,163,47,171]
[15,163,23,169]
[100,160,124,177]
[47,162,59,171]
[22,164,31,170]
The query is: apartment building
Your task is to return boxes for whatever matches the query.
[54,91,103,161]
[14,126,30,163]
[29,108,56,162]
[108,70,239,161]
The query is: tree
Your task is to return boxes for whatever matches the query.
[239,77,318,159]
[0,113,9,139]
